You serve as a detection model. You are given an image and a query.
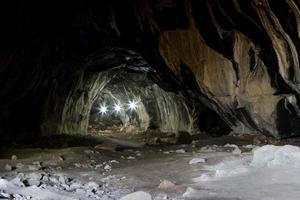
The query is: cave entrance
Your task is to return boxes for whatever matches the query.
[40,48,231,146]
[88,69,199,143]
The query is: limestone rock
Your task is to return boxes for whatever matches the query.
[158,179,176,189]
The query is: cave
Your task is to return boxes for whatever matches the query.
[1,0,300,199]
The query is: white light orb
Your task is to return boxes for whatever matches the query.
[98,103,108,115]
[113,103,123,113]
[128,100,138,111]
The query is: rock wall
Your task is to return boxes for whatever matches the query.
[1,0,300,138]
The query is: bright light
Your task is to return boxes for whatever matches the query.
[128,100,138,111]
[113,103,123,113]
[98,103,108,115]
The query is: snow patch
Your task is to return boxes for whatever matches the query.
[250,145,300,168]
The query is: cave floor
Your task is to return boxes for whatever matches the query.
[1,135,300,199]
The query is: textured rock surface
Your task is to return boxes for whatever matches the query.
[1,0,300,138]
[89,71,197,135]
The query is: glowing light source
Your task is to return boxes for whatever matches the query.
[98,103,108,115]
[128,100,138,111]
[113,103,123,113]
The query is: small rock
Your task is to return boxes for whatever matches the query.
[5,164,13,171]
[84,150,94,154]
[49,176,59,184]
[75,188,86,195]
[51,154,64,161]
[0,178,10,187]
[10,177,25,187]
[127,156,136,160]
[110,160,119,164]
[74,163,82,168]
[104,164,111,171]
[243,144,257,149]
[26,173,42,181]
[58,155,65,161]
[11,155,17,161]
[12,194,23,199]
[189,158,206,165]
[163,151,170,154]
[224,144,242,155]
[175,149,186,154]
[158,179,176,189]
[120,191,152,200]
[136,153,142,157]
[57,174,67,184]
[28,161,42,171]
[69,182,82,191]
[84,181,99,190]
[95,164,103,169]
[32,161,41,165]
[232,148,242,155]
[26,179,40,186]
[16,163,25,169]
[28,164,41,171]
[42,175,49,182]
[0,191,11,198]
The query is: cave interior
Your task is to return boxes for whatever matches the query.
[1,0,300,199]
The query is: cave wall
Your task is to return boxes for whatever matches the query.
[1,0,300,138]
[89,71,198,135]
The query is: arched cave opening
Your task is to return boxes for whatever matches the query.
[86,67,231,144]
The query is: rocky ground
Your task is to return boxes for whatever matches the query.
[1,134,300,200]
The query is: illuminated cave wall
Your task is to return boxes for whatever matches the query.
[89,70,198,135]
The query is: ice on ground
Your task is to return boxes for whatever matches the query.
[250,145,300,168]
[191,145,300,200]
[120,191,152,200]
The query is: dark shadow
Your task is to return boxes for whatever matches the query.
[276,99,300,138]
[197,106,232,136]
